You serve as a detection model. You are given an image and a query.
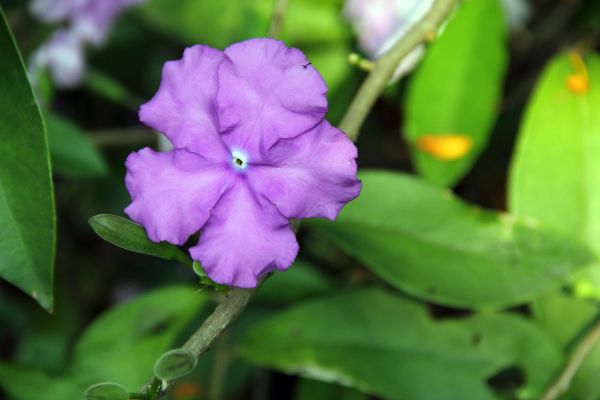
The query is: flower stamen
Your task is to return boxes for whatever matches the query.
[231,150,248,170]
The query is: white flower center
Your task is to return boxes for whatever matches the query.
[231,149,248,170]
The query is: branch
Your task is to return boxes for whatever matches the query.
[140,286,258,397]
[181,287,257,355]
[541,314,600,400]
[338,0,457,141]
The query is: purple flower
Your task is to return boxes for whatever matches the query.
[125,39,361,287]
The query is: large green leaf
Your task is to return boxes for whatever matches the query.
[46,113,108,178]
[240,289,562,399]
[256,260,333,305]
[509,53,600,255]
[0,286,207,400]
[404,0,508,187]
[0,7,55,311]
[508,52,600,400]
[309,171,593,309]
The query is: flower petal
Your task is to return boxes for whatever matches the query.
[190,179,299,288]
[250,121,361,220]
[217,38,328,153]
[125,148,231,245]
[139,45,229,161]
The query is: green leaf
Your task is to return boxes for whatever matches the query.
[0,7,55,311]
[257,261,333,305]
[84,382,129,400]
[240,289,562,399]
[0,286,208,400]
[74,286,207,389]
[508,52,600,400]
[280,0,349,45]
[139,0,272,48]
[309,171,593,309]
[0,363,82,400]
[89,214,192,267]
[509,52,600,255]
[404,0,508,187]
[45,112,108,178]
[153,349,197,380]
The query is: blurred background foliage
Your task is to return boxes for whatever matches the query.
[2,0,600,399]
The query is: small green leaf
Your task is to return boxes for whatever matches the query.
[153,349,197,381]
[89,214,192,267]
[404,0,508,187]
[45,112,108,178]
[309,171,594,309]
[84,382,128,400]
[0,6,55,311]
[192,261,230,293]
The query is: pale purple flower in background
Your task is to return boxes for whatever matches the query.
[28,0,144,87]
[344,0,531,80]
[69,0,145,45]
[29,29,85,88]
[344,0,434,80]
[125,38,361,288]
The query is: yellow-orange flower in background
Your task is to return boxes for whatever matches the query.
[417,134,473,161]
[566,51,589,95]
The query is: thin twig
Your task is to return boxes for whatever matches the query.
[267,0,290,37]
[541,315,600,400]
[338,0,457,141]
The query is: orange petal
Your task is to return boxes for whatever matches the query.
[567,52,589,94]
[417,134,473,161]
[566,74,588,94]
